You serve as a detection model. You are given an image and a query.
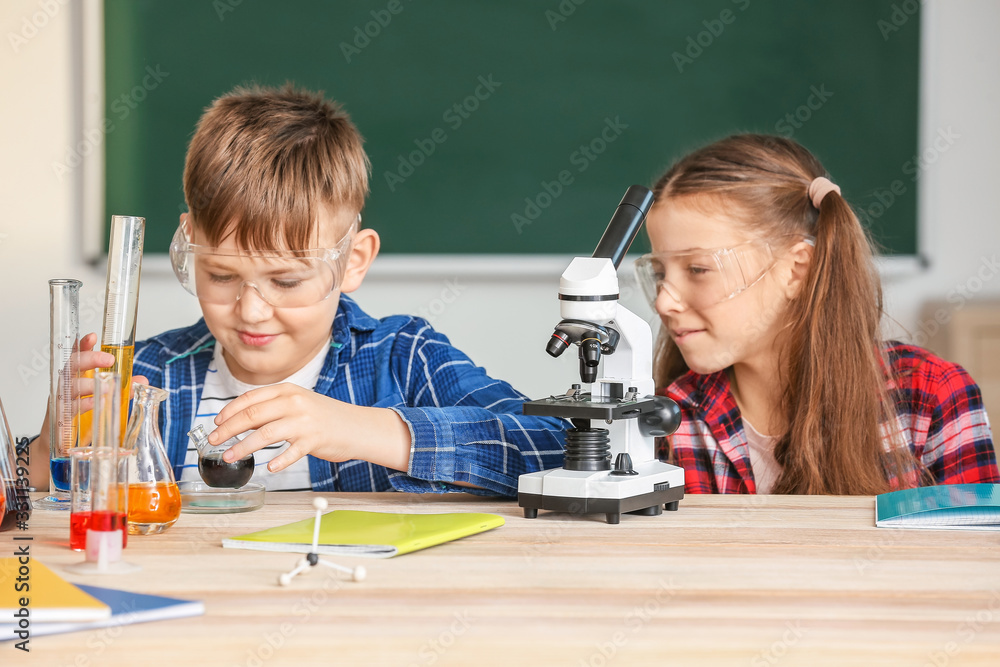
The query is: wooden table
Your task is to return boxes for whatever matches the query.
[9,492,1000,666]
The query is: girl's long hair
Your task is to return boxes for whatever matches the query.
[652,134,924,494]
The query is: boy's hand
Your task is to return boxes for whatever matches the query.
[74,332,151,413]
[210,384,413,473]
[30,332,149,487]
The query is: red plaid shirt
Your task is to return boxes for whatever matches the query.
[661,342,998,494]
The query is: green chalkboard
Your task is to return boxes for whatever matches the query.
[104,0,919,257]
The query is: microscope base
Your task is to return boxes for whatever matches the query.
[517,461,685,524]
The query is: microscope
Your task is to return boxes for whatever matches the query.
[518,186,685,524]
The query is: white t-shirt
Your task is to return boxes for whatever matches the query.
[179,342,330,491]
[742,417,781,494]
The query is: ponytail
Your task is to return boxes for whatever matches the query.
[652,135,924,493]
[774,186,914,493]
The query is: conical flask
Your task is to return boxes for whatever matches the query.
[123,384,180,534]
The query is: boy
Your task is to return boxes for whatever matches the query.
[33,84,566,496]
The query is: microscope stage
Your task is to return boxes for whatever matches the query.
[523,394,662,421]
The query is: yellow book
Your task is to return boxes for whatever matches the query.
[222,510,504,558]
[0,558,110,622]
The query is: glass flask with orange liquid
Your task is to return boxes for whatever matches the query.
[123,384,180,535]
[78,215,145,445]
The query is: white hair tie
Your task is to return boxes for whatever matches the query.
[808,176,841,209]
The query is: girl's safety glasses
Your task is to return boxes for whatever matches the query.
[634,236,811,310]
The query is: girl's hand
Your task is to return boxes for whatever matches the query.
[209,384,412,473]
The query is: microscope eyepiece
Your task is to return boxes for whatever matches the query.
[591,185,655,269]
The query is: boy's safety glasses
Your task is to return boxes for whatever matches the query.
[169,219,356,308]
[633,236,811,310]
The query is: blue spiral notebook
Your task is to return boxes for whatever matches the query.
[875,483,1000,530]
[0,584,203,641]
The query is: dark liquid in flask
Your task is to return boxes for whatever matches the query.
[199,454,254,488]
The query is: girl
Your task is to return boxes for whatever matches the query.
[634,134,997,494]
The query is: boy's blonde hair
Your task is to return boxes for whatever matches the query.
[183,83,370,250]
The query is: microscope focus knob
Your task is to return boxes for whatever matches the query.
[638,396,683,438]
[611,452,638,476]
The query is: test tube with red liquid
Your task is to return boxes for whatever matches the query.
[66,372,138,574]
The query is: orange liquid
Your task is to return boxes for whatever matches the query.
[127,481,181,534]
[75,369,93,447]
[77,344,135,445]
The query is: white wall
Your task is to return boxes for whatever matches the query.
[1,0,998,439]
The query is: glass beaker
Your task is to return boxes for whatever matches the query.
[123,384,180,534]
[0,395,31,532]
[188,424,255,489]
[79,215,145,444]
[37,278,82,511]
[69,446,129,551]
[66,372,139,574]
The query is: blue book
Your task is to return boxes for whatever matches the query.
[875,483,1000,530]
[0,584,203,641]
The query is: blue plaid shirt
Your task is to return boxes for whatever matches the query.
[133,295,567,497]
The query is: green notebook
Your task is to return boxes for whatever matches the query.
[222,510,505,557]
[875,483,1000,530]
